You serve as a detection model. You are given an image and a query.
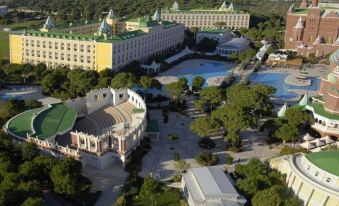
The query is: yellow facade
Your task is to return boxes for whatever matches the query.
[9,34,23,64]
[96,42,112,72]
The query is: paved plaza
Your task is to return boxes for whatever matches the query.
[139,96,280,181]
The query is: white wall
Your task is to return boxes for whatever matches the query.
[86,88,112,114]
[111,89,128,106]
[66,97,87,115]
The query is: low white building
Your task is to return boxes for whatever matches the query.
[196,29,233,44]
[181,167,247,206]
[216,37,250,57]
[0,6,8,15]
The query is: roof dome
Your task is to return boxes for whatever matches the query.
[327,73,337,83]
[329,49,339,65]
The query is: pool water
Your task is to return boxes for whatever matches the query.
[164,62,231,87]
[0,94,23,100]
[250,72,320,99]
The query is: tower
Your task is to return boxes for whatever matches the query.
[96,19,112,38]
[293,17,304,41]
[311,0,318,7]
[219,1,227,11]
[300,0,308,8]
[152,9,161,21]
[106,8,120,35]
[228,2,234,11]
[172,1,179,10]
[40,16,54,32]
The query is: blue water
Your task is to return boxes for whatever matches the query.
[250,73,320,99]
[164,62,231,87]
[0,94,23,100]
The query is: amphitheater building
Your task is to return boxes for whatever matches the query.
[270,151,339,206]
[9,8,185,72]
[4,88,147,169]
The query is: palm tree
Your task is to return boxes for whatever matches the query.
[168,134,179,150]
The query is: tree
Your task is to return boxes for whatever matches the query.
[284,108,313,126]
[168,134,179,150]
[274,123,299,142]
[214,21,226,29]
[200,86,224,110]
[19,161,40,181]
[33,156,57,184]
[195,152,219,166]
[196,38,218,52]
[34,63,47,81]
[140,76,159,101]
[139,175,159,198]
[166,77,188,100]
[192,76,205,91]
[111,72,136,89]
[21,197,46,206]
[50,158,84,197]
[21,143,40,161]
[0,69,6,89]
[67,69,98,97]
[224,130,242,148]
[174,160,190,173]
[190,116,220,138]
[252,186,282,206]
[193,99,205,112]
[307,53,317,64]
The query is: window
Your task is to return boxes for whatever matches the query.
[326,178,331,183]
[80,139,85,144]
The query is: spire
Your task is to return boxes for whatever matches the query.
[152,9,161,21]
[313,35,322,44]
[172,1,179,10]
[335,36,339,44]
[299,93,309,106]
[294,17,304,29]
[288,3,295,12]
[219,1,227,10]
[228,2,234,11]
[97,19,112,36]
[277,102,288,117]
[43,16,54,30]
[107,8,115,19]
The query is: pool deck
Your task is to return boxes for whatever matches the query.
[156,59,237,86]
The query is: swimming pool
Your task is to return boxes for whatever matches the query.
[250,72,320,99]
[162,61,231,87]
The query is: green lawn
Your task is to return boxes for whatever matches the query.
[0,32,9,59]
[8,108,45,138]
[306,150,339,176]
[132,187,184,206]
[33,103,77,139]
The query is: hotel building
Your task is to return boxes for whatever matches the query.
[306,49,339,138]
[161,1,250,30]
[9,9,185,72]
[284,0,339,57]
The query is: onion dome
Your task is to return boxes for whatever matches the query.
[329,49,339,65]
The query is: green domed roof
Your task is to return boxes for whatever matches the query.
[306,150,339,176]
[327,73,337,83]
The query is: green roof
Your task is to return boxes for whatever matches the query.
[109,30,146,42]
[55,19,101,29]
[8,108,45,138]
[126,16,159,27]
[7,103,77,140]
[292,8,309,14]
[33,103,77,139]
[308,103,339,120]
[146,120,159,133]
[200,28,231,33]
[306,150,339,176]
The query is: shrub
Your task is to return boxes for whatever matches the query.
[195,152,219,166]
[226,155,234,165]
[172,174,181,182]
[279,146,307,156]
[174,152,180,161]
[198,138,216,149]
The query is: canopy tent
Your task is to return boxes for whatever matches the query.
[320,136,335,144]
[300,141,316,150]
[311,138,325,147]
[278,103,288,117]
[303,133,314,141]
[298,93,309,106]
